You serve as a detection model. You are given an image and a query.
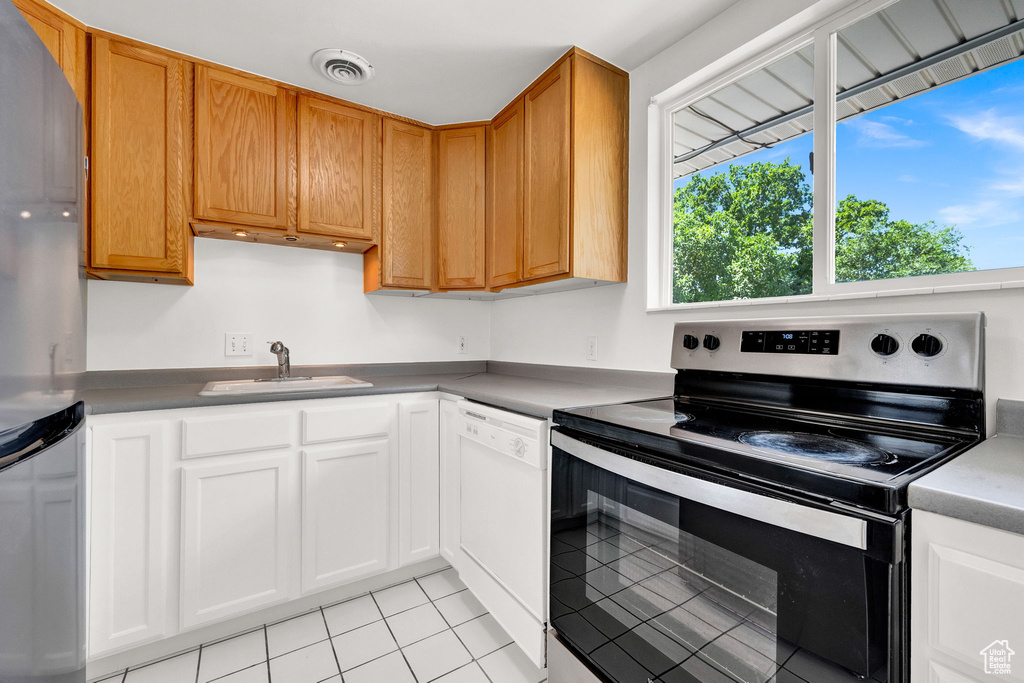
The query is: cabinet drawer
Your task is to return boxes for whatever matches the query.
[182,411,293,458]
[301,403,391,445]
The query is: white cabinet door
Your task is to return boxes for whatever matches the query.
[912,510,1024,682]
[302,440,389,593]
[88,421,169,657]
[397,400,440,566]
[180,454,297,630]
[439,400,460,564]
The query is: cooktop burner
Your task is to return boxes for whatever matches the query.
[738,431,894,465]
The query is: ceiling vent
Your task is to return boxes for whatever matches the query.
[312,49,375,85]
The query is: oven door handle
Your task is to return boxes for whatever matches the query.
[552,431,868,550]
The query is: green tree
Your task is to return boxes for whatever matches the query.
[672,159,974,303]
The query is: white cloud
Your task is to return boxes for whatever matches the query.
[947,109,1024,151]
[898,174,919,183]
[844,118,927,148]
[938,200,1019,227]
[990,178,1024,196]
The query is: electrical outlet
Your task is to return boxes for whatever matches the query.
[457,335,467,354]
[586,336,599,361]
[225,333,253,357]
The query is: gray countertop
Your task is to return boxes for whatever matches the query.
[81,362,673,420]
[909,399,1024,536]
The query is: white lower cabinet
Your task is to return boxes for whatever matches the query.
[397,400,440,566]
[86,393,441,660]
[180,454,298,630]
[912,510,1024,682]
[88,420,169,658]
[301,440,389,593]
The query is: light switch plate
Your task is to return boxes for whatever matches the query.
[586,336,599,361]
[225,333,253,357]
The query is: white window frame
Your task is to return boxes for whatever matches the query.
[647,0,1024,312]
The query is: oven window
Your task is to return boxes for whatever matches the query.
[550,448,889,682]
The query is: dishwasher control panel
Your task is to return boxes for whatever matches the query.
[456,401,548,469]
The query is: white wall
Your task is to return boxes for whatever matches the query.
[87,238,490,370]
[489,0,1024,431]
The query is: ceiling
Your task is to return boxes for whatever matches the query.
[49,0,742,124]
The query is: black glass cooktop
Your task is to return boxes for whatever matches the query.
[555,397,974,513]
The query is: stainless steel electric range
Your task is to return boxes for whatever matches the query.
[549,313,985,683]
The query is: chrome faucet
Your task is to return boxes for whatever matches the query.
[268,341,291,379]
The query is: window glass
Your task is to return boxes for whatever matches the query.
[671,48,814,304]
[834,0,1024,282]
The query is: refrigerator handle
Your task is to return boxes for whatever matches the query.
[0,402,85,474]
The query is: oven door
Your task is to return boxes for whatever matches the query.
[550,430,904,683]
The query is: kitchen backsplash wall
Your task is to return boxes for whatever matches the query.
[86,238,491,370]
[489,0,1024,434]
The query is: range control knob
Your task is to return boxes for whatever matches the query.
[912,333,943,357]
[703,334,721,351]
[682,334,700,350]
[871,333,900,356]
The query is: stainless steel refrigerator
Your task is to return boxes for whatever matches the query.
[0,0,87,680]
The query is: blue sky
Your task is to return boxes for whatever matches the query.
[675,57,1024,273]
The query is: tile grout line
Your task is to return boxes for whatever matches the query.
[369,588,421,683]
[263,625,272,683]
[319,606,345,681]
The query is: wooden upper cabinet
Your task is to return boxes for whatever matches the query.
[90,37,193,283]
[437,126,486,290]
[487,100,524,288]
[12,0,87,105]
[298,96,380,241]
[523,58,572,282]
[378,119,434,290]
[570,52,629,283]
[195,66,293,230]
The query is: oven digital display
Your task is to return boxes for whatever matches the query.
[741,329,840,355]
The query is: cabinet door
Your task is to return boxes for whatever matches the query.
[195,66,291,229]
[88,421,169,657]
[381,119,434,289]
[298,96,379,240]
[439,401,460,564]
[437,126,486,289]
[180,454,297,629]
[91,38,191,278]
[397,400,439,565]
[911,511,1024,682]
[301,440,389,593]
[523,58,571,281]
[12,0,87,104]
[487,100,524,288]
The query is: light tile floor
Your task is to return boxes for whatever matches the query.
[94,567,546,683]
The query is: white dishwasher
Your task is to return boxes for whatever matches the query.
[449,400,549,668]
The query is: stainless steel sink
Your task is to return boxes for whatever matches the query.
[198,376,373,397]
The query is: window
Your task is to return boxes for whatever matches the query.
[658,0,1024,307]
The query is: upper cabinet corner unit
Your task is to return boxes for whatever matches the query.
[501,48,629,292]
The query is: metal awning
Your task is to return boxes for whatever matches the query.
[673,0,1024,179]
